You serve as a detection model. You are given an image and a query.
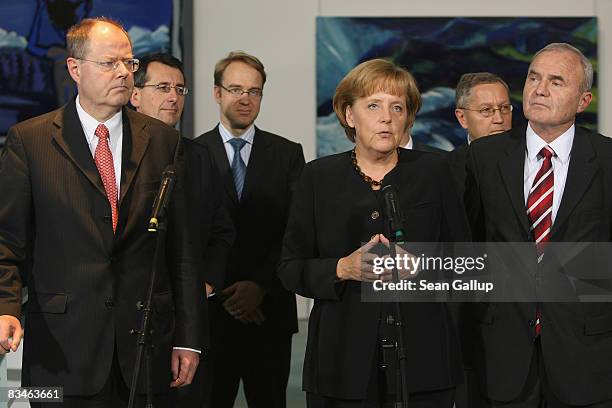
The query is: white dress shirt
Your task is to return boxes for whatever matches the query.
[219,122,255,165]
[523,123,575,224]
[75,95,123,196]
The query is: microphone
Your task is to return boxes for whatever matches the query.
[382,184,405,243]
[148,165,177,232]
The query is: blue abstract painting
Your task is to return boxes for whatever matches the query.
[316,17,598,157]
[0,0,179,140]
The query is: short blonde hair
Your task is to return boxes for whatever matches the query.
[333,59,421,142]
[214,51,267,87]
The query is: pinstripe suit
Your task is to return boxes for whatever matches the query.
[0,98,206,396]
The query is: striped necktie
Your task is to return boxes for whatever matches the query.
[526,145,555,336]
[229,137,247,199]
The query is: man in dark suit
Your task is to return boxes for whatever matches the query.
[465,43,612,407]
[0,18,205,407]
[450,73,513,408]
[131,53,235,407]
[194,51,305,407]
[449,72,512,198]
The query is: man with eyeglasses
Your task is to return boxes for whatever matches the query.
[194,51,305,408]
[448,72,513,199]
[0,18,205,407]
[131,52,235,408]
[455,72,513,142]
[131,53,189,128]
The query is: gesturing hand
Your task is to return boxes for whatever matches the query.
[336,234,390,282]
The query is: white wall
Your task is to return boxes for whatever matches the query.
[193,0,611,163]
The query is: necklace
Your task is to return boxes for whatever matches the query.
[351,148,397,188]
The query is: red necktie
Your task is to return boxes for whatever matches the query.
[526,145,555,336]
[94,124,118,233]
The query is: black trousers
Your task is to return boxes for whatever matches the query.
[204,323,292,408]
[455,368,491,408]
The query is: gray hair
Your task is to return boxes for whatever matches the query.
[531,42,593,92]
[455,72,510,108]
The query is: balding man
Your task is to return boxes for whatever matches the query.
[0,18,205,407]
[466,43,612,407]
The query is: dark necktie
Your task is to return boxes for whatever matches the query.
[94,123,118,233]
[526,145,555,336]
[228,138,247,199]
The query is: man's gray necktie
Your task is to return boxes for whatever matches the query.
[228,137,247,199]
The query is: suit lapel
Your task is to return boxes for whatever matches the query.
[551,128,597,237]
[51,99,106,198]
[208,126,239,204]
[498,128,531,237]
[118,109,150,207]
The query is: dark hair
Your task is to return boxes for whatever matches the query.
[66,17,131,58]
[455,72,509,107]
[214,51,266,87]
[134,53,185,87]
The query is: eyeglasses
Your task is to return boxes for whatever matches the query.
[459,104,513,118]
[139,83,189,96]
[219,85,263,98]
[77,57,140,73]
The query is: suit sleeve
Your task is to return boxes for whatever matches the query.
[439,159,471,243]
[0,126,29,317]
[465,143,485,241]
[251,142,305,294]
[167,137,208,350]
[278,162,343,301]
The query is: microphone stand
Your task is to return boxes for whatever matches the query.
[128,219,168,408]
[388,229,410,408]
[381,184,409,407]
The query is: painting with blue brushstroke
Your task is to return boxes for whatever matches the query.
[316,17,598,157]
[0,0,179,141]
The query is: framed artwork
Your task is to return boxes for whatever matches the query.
[316,17,597,157]
[0,0,189,144]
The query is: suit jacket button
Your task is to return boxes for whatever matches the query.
[371,211,380,220]
[105,299,114,308]
[103,215,111,224]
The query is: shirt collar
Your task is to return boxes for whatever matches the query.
[76,95,123,145]
[219,122,255,145]
[526,122,574,164]
[403,136,413,150]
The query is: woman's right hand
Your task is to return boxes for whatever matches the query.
[336,234,389,282]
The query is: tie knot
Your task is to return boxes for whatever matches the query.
[228,137,247,153]
[95,123,110,140]
[539,145,555,160]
